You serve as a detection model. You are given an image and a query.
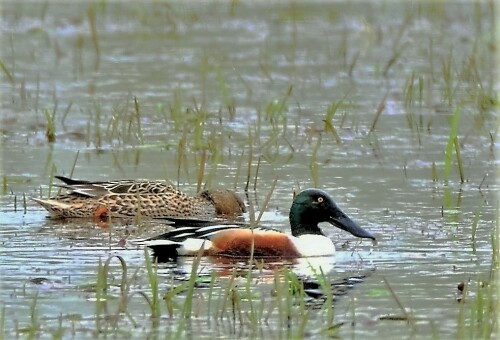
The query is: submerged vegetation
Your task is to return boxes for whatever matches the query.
[0,1,498,339]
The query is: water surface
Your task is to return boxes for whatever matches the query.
[1,1,497,338]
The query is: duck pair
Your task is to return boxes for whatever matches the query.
[33,177,375,259]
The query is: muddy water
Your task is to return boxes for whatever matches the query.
[1,1,497,339]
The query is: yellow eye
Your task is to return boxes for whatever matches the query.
[317,196,324,203]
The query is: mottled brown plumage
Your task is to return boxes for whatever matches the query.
[32,176,246,220]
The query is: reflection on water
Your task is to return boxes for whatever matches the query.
[1,1,497,339]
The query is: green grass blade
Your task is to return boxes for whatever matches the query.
[443,107,460,182]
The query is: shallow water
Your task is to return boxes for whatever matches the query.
[1,1,498,339]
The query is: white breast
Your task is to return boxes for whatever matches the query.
[291,234,335,257]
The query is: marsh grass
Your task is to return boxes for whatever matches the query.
[0,59,14,84]
[87,4,100,70]
[43,108,56,143]
[309,133,322,187]
[431,161,438,182]
[383,276,416,333]
[91,101,103,148]
[15,292,40,337]
[1,176,6,194]
[453,136,465,183]
[133,97,144,143]
[47,164,57,197]
[28,292,40,337]
[442,51,457,106]
[196,149,207,192]
[102,96,146,147]
[258,87,297,162]
[143,248,161,323]
[456,215,499,339]
[382,11,412,78]
[470,204,483,253]
[244,128,254,192]
[265,85,292,124]
[324,91,350,143]
[443,107,461,183]
[169,88,184,131]
[22,192,27,214]
[205,126,226,187]
[318,271,335,327]
[370,91,389,134]
[246,154,260,191]
[59,102,73,129]
[180,250,203,320]
[176,127,189,187]
[348,49,361,77]
[216,67,235,117]
[403,72,426,145]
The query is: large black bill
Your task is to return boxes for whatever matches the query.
[331,215,376,240]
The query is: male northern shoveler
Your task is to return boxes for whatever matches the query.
[143,188,376,260]
[32,176,246,220]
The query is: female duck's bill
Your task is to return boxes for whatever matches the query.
[142,188,376,261]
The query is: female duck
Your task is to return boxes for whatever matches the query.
[144,188,375,260]
[32,176,246,221]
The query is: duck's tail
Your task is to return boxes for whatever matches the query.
[31,197,71,217]
[132,238,183,262]
[54,176,91,186]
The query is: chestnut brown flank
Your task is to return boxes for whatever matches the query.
[210,229,301,257]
